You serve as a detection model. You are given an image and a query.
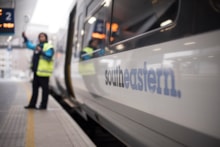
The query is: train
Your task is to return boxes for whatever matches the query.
[50,0,220,146]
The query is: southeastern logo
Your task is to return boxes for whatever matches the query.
[105,62,181,98]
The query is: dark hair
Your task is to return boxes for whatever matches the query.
[88,38,100,46]
[88,39,94,46]
[38,32,48,42]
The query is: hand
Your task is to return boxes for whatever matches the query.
[34,46,42,54]
[22,32,26,38]
[36,46,42,51]
[22,32,28,42]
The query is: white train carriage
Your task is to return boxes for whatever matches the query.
[50,0,220,146]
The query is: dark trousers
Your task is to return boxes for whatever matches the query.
[29,73,49,108]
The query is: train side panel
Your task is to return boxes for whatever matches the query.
[67,0,220,146]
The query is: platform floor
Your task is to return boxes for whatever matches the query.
[0,81,96,147]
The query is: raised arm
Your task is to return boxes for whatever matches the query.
[22,32,36,50]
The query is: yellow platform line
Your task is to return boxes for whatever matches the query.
[24,83,35,147]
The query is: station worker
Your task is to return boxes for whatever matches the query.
[22,32,54,110]
[81,38,100,60]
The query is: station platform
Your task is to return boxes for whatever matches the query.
[0,81,96,147]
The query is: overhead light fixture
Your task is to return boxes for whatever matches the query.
[116,44,125,50]
[104,0,111,7]
[153,48,161,51]
[160,19,173,27]
[184,42,196,46]
[7,36,12,42]
[110,50,114,54]
[88,17,96,24]
[81,30,84,35]
[208,55,214,58]
[163,60,174,67]
[164,50,194,59]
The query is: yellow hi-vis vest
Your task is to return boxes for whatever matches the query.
[36,43,54,77]
[83,47,94,57]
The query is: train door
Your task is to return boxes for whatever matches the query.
[65,6,77,98]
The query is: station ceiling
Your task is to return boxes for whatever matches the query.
[0,0,75,48]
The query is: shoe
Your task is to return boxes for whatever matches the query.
[24,105,36,109]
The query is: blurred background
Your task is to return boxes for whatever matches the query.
[0,0,75,81]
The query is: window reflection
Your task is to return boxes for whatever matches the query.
[81,6,108,60]
[110,0,178,44]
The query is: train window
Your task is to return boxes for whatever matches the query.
[110,0,179,44]
[81,5,109,60]
[86,0,101,16]
[193,0,220,34]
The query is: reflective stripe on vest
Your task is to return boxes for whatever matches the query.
[83,47,93,56]
[36,43,54,77]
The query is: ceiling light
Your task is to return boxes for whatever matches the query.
[7,36,12,42]
[153,48,161,51]
[104,0,111,7]
[116,44,125,50]
[184,42,196,46]
[88,17,96,24]
[160,19,172,27]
